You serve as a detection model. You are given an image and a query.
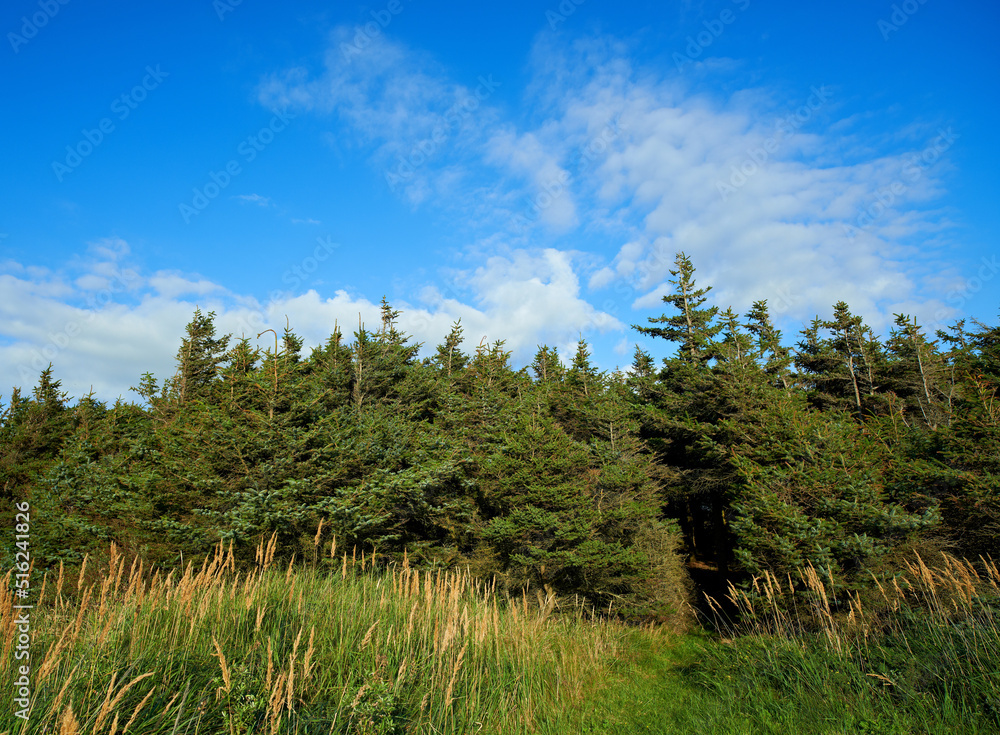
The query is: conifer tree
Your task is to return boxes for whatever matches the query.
[351,299,422,410]
[715,307,754,381]
[884,314,946,429]
[796,303,883,417]
[172,309,230,405]
[307,326,354,410]
[432,320,469,377]
[745,300,793,389]
[531,345,564,385]
[633,252,723,364]
[0,371,72,506]
[567,338,600,398]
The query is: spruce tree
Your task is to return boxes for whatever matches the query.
[567,338,600,397]
[531,345,564,385]
[796,303,883,417]
[172,308,231,405]
[432,320,469,377]
[633,252,723,364]
[884,314,946,429]
[745,300,794,389]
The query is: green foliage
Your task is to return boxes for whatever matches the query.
[347,674,403,735]
[632,251,723,364]
[2,265,997,620]
[171,307,231,405]
[722,392,939,582]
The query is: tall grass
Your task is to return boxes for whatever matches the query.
[0,533,626,734]
[693,553,1000,733]
[6,537,997,734]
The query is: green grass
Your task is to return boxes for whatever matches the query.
[3,542,998,734]
[552,628,999,735]
[0,540,628,734]
[559,553,1000,735]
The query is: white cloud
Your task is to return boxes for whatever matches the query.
[508,35,962,331]
[262,29,958,329]
[233,194,272,207]
[149,273,224,299]
[0,240,623,402]
[8,33,969,403]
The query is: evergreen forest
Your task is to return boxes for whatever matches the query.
[2,251,998,733]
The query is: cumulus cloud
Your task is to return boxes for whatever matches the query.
[0,241,621,402]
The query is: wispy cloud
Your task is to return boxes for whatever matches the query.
[2,28,969,402]
[259,29,961,332]
[233,193,272,207]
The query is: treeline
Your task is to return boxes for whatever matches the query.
[1,253,997,618]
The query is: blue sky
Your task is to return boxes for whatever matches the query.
[2,0,998,402]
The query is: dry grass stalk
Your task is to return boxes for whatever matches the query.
[70,585,92,640]
[303,626,316,682]
[268,671,288,724]
[44,663,80,721]
[360,619,380,650]
[212,636,232,696]
[76,554,88,593]
[122,683,158,733]
[444,641,468,708]
[265,638,274,692]
[57,703,79,735]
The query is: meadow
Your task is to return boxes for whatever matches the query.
[3,534,999,734]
